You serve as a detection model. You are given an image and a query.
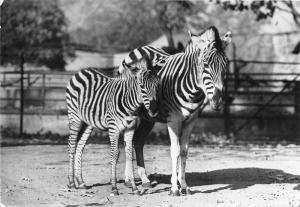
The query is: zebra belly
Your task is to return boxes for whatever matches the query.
[79,108,139,133]
[76,94,109,131]
[79,111,108,131]
[155,97,202,123]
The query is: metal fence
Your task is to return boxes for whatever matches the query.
[1,60,300,137]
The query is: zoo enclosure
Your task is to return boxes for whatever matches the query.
[1,60,300,137]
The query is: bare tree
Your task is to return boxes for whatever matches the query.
[275,0,300,27]
[154,0,194,47]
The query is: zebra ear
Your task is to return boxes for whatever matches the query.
[128,57,150,76]
[188,30,193,38]
[188,30,208,51]
[222,31,232,50]
[188,30,199,43]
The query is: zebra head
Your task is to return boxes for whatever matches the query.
[189,26,232,111]
[136,70,160,118]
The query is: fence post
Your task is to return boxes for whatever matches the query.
[3,72,6,84]
[231,43,239,91]
[295,81,300,116]
[224,70,230,139]
[42,73,46,109]
[27,72,30,87]
[19,52,25,137]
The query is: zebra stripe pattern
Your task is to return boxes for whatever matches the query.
[120,26,232,195]
[66,67,159,196]
[119,45,170,76]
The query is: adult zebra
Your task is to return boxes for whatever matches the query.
[66,66,159,196]
[120,26,232,196]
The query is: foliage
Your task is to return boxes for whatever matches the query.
[1,0,75,70]
[64,0,197,50]
[214,0,276,20]
[68,0,162,53]
[154,0,195,47]
[212,0,300,27]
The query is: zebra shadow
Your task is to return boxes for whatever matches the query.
[86,178,143,189]
[148,167,300,194]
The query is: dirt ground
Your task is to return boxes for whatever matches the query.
[1,144,300,207]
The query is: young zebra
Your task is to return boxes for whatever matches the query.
[66,66,159,196]
[120,26,232,196]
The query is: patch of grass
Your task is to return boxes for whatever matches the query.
[0,126,110,146]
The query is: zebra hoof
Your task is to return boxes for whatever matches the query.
[180,187,192,195]
[139,188,148,195]
[169,189,180,196]
[77,183,88,189]
[67,183,76,189]
[142,182,151,188]
[110,189,119,196]
[132,189,140,195]
[124,181,132,188]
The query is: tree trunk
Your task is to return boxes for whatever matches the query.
[165,28,175,48]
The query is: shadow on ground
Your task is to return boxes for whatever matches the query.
[86,179,143,189]
[148,168,300,194]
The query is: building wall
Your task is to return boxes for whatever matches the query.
[65,50,114,71]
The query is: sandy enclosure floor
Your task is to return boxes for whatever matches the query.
[1,144,300,207]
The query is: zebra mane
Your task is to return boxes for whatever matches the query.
[83,67,115,79]
[185,40,193,52]
[201,26,223,51]
[186,26,224,52]
[120,52,153,77]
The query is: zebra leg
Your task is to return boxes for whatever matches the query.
[74,123,93,189]
[167,120,182,196]
[109,129,120,196]
[67,118,82,189]
[124,129,139,195]
[178,118,197,195]
[130,119,154,188]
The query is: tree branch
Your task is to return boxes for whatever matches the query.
[282,0,300,27]
[275,5,292,14]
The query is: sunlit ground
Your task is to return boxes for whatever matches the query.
[1,144,300,207]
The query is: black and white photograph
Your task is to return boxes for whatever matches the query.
[1,0,300,206]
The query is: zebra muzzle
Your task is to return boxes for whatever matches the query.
[148,100,159,117]
[209,88,223,111]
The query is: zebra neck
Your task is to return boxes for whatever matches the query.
[185,51,203,92]
[125,79,143,110]
[174,51,206,110]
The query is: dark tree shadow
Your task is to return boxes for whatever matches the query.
[148,168,300,194]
